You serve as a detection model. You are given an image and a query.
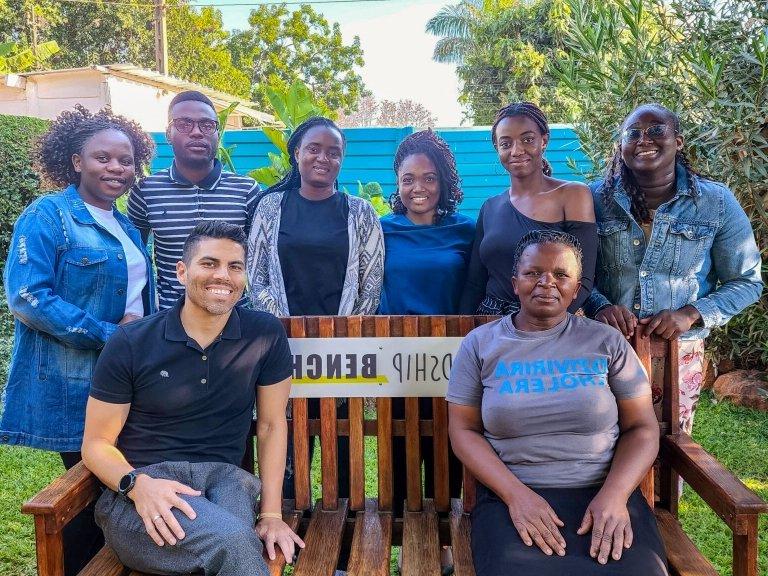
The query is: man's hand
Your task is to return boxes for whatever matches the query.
[595,305,637,338]
[507,486,566,557]
[577,491,633,564]
[129,474,201,546]
[638,306,701,340]
[256,517,305,563]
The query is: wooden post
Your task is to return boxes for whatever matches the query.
[154,0,168,74]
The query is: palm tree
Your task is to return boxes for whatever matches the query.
[425,0,485,64]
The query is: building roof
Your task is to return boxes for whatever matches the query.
[13,64,278,126]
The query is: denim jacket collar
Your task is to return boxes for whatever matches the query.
[164,297,243,343]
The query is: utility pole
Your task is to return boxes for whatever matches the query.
[154,0,168,75]
[27,1,38,52]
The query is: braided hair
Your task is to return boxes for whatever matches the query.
[603,103,699,223]
[491,102,552,176]
[35,104,155,188]
[265,116,346,196]
[511,229,583,278]
[389,129,463,224]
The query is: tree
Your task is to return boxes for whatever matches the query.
[228,4,367,115]
[337,96,438,129]
[427,0,573,124]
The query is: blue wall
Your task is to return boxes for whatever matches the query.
[150,126,589,220]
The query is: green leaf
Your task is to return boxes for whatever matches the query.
[263,126,288,155]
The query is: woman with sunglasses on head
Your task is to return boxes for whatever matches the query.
[247,116,384,503]
[584,103,762,434]
[0,105,156,575]
[460,102,597,316]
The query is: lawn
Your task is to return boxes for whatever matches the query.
[0,392,766,575]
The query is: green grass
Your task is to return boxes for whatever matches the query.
[1,393,766,575]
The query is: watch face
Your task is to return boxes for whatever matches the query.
[119,472,134,493]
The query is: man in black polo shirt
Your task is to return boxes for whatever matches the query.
[128,91,261,309]
[82,222,303,575]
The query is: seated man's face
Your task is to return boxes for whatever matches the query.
[177,238,246,315]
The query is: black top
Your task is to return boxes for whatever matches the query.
[278,190,350,315]
[89,298,292,468]
[459,191,597,313]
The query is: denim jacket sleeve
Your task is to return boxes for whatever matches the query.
[689,186,764,328]
[583,286,612,318]
[4,208,118,349]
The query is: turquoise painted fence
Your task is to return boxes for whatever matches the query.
[150,126,589,220]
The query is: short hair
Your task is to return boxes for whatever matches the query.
[182,221,247,263]
[511,230,583,277]
[390,129,463,224]
[491,102,552,176]
[35,104,155,188]
[168,90,216,120]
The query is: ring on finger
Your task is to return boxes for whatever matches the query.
[152,514,162,522]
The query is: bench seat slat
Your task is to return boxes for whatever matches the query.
[654,509,718,576]
[293,498,349,576]
[401,499,441,576]
[449,498,475,576]
[77,547,129,576]
[346,500,393,576]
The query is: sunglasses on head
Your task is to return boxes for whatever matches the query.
[621,123,673,144]
[169,117,219,135]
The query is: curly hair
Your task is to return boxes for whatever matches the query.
[511,229,583,278]
[389,129,463,224]
[35,105,155,188]
[603,103,699,223]
[263,116,346,196]
[491,101,552,176]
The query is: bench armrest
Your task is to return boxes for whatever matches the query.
[22,461,101,534]
[660,433,768,532]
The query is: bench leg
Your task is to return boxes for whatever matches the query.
[732,515,759,576]
[34,516,64,576]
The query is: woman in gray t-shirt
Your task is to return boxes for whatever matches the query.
[447,230,667,575]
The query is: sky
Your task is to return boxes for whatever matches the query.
[206,0,465,126]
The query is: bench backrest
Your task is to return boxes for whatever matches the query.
[273,315,679,516]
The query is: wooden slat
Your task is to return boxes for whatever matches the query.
[405,396,422,513]
[376,316,393,512]
[347,316,366,511]
[78,547,129,576]
[449,499,476,576]
[401,499,441,576]
[661,338,681,513]
[293,398,311,511]
[293,498,349,576]
[462,467,476,513]
[265,511,302,576]
[320,397,339,510]
[631,333,656,508]
[654,509,718,576]
[432,397,450,512]
[346,500,393,576]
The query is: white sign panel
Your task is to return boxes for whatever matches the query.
[287,337,464,398]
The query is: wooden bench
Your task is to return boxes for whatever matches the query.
[22,315,768,576]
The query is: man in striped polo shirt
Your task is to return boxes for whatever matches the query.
[128,91,260,309]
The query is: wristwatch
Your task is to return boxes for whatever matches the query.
[117,471,138,500]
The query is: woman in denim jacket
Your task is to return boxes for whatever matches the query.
[585,103,763,434]
[0,106,156,574]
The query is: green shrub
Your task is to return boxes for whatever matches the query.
[0,114,49,343]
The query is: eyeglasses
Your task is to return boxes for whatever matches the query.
[169,117,219,135]
[621,124,673,144]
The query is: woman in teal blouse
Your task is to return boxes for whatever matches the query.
[379,129,475,315]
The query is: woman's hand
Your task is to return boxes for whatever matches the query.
[577,490,632,564]
[507,486,566,557]
[638,305,701,339]
[595,305,637,338]
[256,517,305,564]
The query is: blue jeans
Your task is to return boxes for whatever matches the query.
[95,461,268,576]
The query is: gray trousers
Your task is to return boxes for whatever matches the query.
[95,461,269,576]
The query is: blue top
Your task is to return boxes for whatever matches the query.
[379,212,476,314]
[584,163,763,339]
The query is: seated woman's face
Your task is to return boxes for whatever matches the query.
[295,125,345,188]
[72,128,136,209]
[512,242,581,318]
[397,153,441,217]
[494,115,548,178]
[620,107,682,175]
